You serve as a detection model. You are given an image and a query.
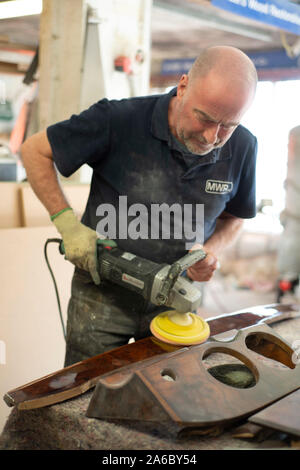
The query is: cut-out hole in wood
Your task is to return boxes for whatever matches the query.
[203,350,257,389]
[245,332,295,370]
[161,368,176,382]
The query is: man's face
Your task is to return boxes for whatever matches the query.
[171,73,254,156]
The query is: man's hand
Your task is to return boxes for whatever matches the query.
[186,244,218,282]
[187,212,243,282]
[52,208,100,285]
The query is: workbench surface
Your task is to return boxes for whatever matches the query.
[1,316,299,450]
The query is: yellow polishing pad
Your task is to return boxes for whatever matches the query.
[150,310,210,346]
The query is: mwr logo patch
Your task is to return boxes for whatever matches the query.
[205,180,233,194]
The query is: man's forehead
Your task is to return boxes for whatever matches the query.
[193,108,240,127]
[187,78,250,125]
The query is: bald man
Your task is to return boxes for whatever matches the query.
[21,46,258,365]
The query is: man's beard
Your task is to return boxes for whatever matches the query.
[178,129,216,156]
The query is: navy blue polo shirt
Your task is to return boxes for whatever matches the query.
[47,88,257,265]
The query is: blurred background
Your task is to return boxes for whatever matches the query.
[1,0,300,432]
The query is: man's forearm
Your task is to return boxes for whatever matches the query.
[204,213,244,255]
[21,131,69,217]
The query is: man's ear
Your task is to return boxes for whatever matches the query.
[177,74,189,99]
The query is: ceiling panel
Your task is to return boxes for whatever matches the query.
[0,0,299,84]
[0,14,39,48]
[151,0,299,59]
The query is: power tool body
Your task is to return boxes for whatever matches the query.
[95,240,206,313]
[55,238,210,345]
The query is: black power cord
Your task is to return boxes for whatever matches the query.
[44,238,66,341]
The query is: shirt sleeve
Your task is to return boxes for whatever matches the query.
[225,135,258,218]
[46,99,111,177]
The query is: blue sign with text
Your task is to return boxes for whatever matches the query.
[212,0,300,35]
[247,49,300,68]
[161,49,300,81]
[161,58,195,75]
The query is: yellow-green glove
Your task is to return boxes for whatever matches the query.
[51,208,100,285]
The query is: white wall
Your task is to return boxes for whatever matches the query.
[242,80,300,217]
[0,226,74,433]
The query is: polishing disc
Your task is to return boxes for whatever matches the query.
[150,310,210,346]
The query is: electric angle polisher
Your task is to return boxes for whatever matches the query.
[46,238,210,346]
[94,239,210,346]
[97,239,211,345]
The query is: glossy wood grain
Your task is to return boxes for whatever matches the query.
[249,388,300,437]
[86,324,300,429]
[3,303,299,410]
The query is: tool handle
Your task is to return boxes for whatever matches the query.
[156,248,207,305]
[175,248,207,272]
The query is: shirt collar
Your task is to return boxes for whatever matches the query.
[151,87,176,142]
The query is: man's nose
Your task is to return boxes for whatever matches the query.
[202,123,220,145]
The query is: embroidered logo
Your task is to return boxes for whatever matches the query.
[205,180,233,194]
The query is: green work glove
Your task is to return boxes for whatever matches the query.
[52,208,100,285]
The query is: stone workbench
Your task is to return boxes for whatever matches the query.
[1,317,299,451]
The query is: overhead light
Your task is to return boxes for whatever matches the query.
[0,0,42,20]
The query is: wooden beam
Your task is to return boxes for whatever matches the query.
[39,0,87,130]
